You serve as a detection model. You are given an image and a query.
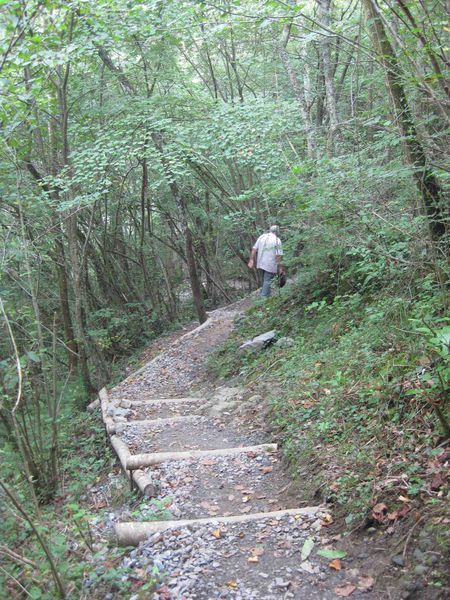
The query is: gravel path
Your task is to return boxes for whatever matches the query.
[101,300,381,599]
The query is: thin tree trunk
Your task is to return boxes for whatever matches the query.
[362,0,447,241]
[317,0,340,149]
[279,23,316,159]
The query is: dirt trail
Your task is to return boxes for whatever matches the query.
[101,300,383,599]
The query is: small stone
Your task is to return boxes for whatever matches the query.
[87,398,100,412]
[392,555,405,567]
[274,337,295,349]
[274,577,291,589]
[413,564,428,576]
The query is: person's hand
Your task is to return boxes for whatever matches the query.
[248,259,254,269]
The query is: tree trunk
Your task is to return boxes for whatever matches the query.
[317,0,339,150]
[151,133,207,324]
[279,23,317,159]
[362,0,447,241]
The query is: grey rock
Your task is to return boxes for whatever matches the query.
[239,339,265,352]
[239,330,277,352]
[413,564,428,576]
[392,555,405,567]
[87,398,100,412]
[425,553,439,565]
[120,399,132,409]
[113,407,131,418]
[413,548,425,561]
[274,577,291,589]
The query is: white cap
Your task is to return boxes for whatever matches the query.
[269,225,279,233]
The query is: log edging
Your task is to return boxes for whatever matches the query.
[98,387,156,497]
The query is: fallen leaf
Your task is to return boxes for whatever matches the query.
[317,548,347,559]
[334,584,356,597]
[300,560,319,574]
[212,529,222,539]
[242,495,251,503]
[357,576,375,592]
[260,466,273,474]
[397,504,411,519]
[329,559,342,570]
[227,581,238,589]
[372,502,388,522]
[300,537,314,561]
[247,555,259,563]
[398,495,411,503]
[302,401,315,409]
[321,513,333,525]
[430,473,444,491]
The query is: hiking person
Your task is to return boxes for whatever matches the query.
[248,225,284,297]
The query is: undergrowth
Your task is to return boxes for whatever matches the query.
[210,268,449,531]
[0,409,160,599]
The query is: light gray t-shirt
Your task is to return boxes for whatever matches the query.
[253,232,283,273]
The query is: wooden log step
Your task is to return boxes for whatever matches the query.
[126,397,202,407]
[115,506,321,546]
[110,435,156,497]
[125,443,278,470]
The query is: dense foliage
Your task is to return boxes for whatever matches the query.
[0,0,448,597]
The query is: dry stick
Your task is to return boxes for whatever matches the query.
[0,545,38,568]
[0,564,32,598]
[401,515,425,559]
[0,480,66,599]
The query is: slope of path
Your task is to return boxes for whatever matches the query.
[106,300,379,599]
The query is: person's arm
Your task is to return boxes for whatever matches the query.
[247,247,257,269]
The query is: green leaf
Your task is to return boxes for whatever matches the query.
[301,536,314,560]
[26,351,40,362]
[317,548,347,559]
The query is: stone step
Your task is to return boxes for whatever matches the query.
[115,506,321,546]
